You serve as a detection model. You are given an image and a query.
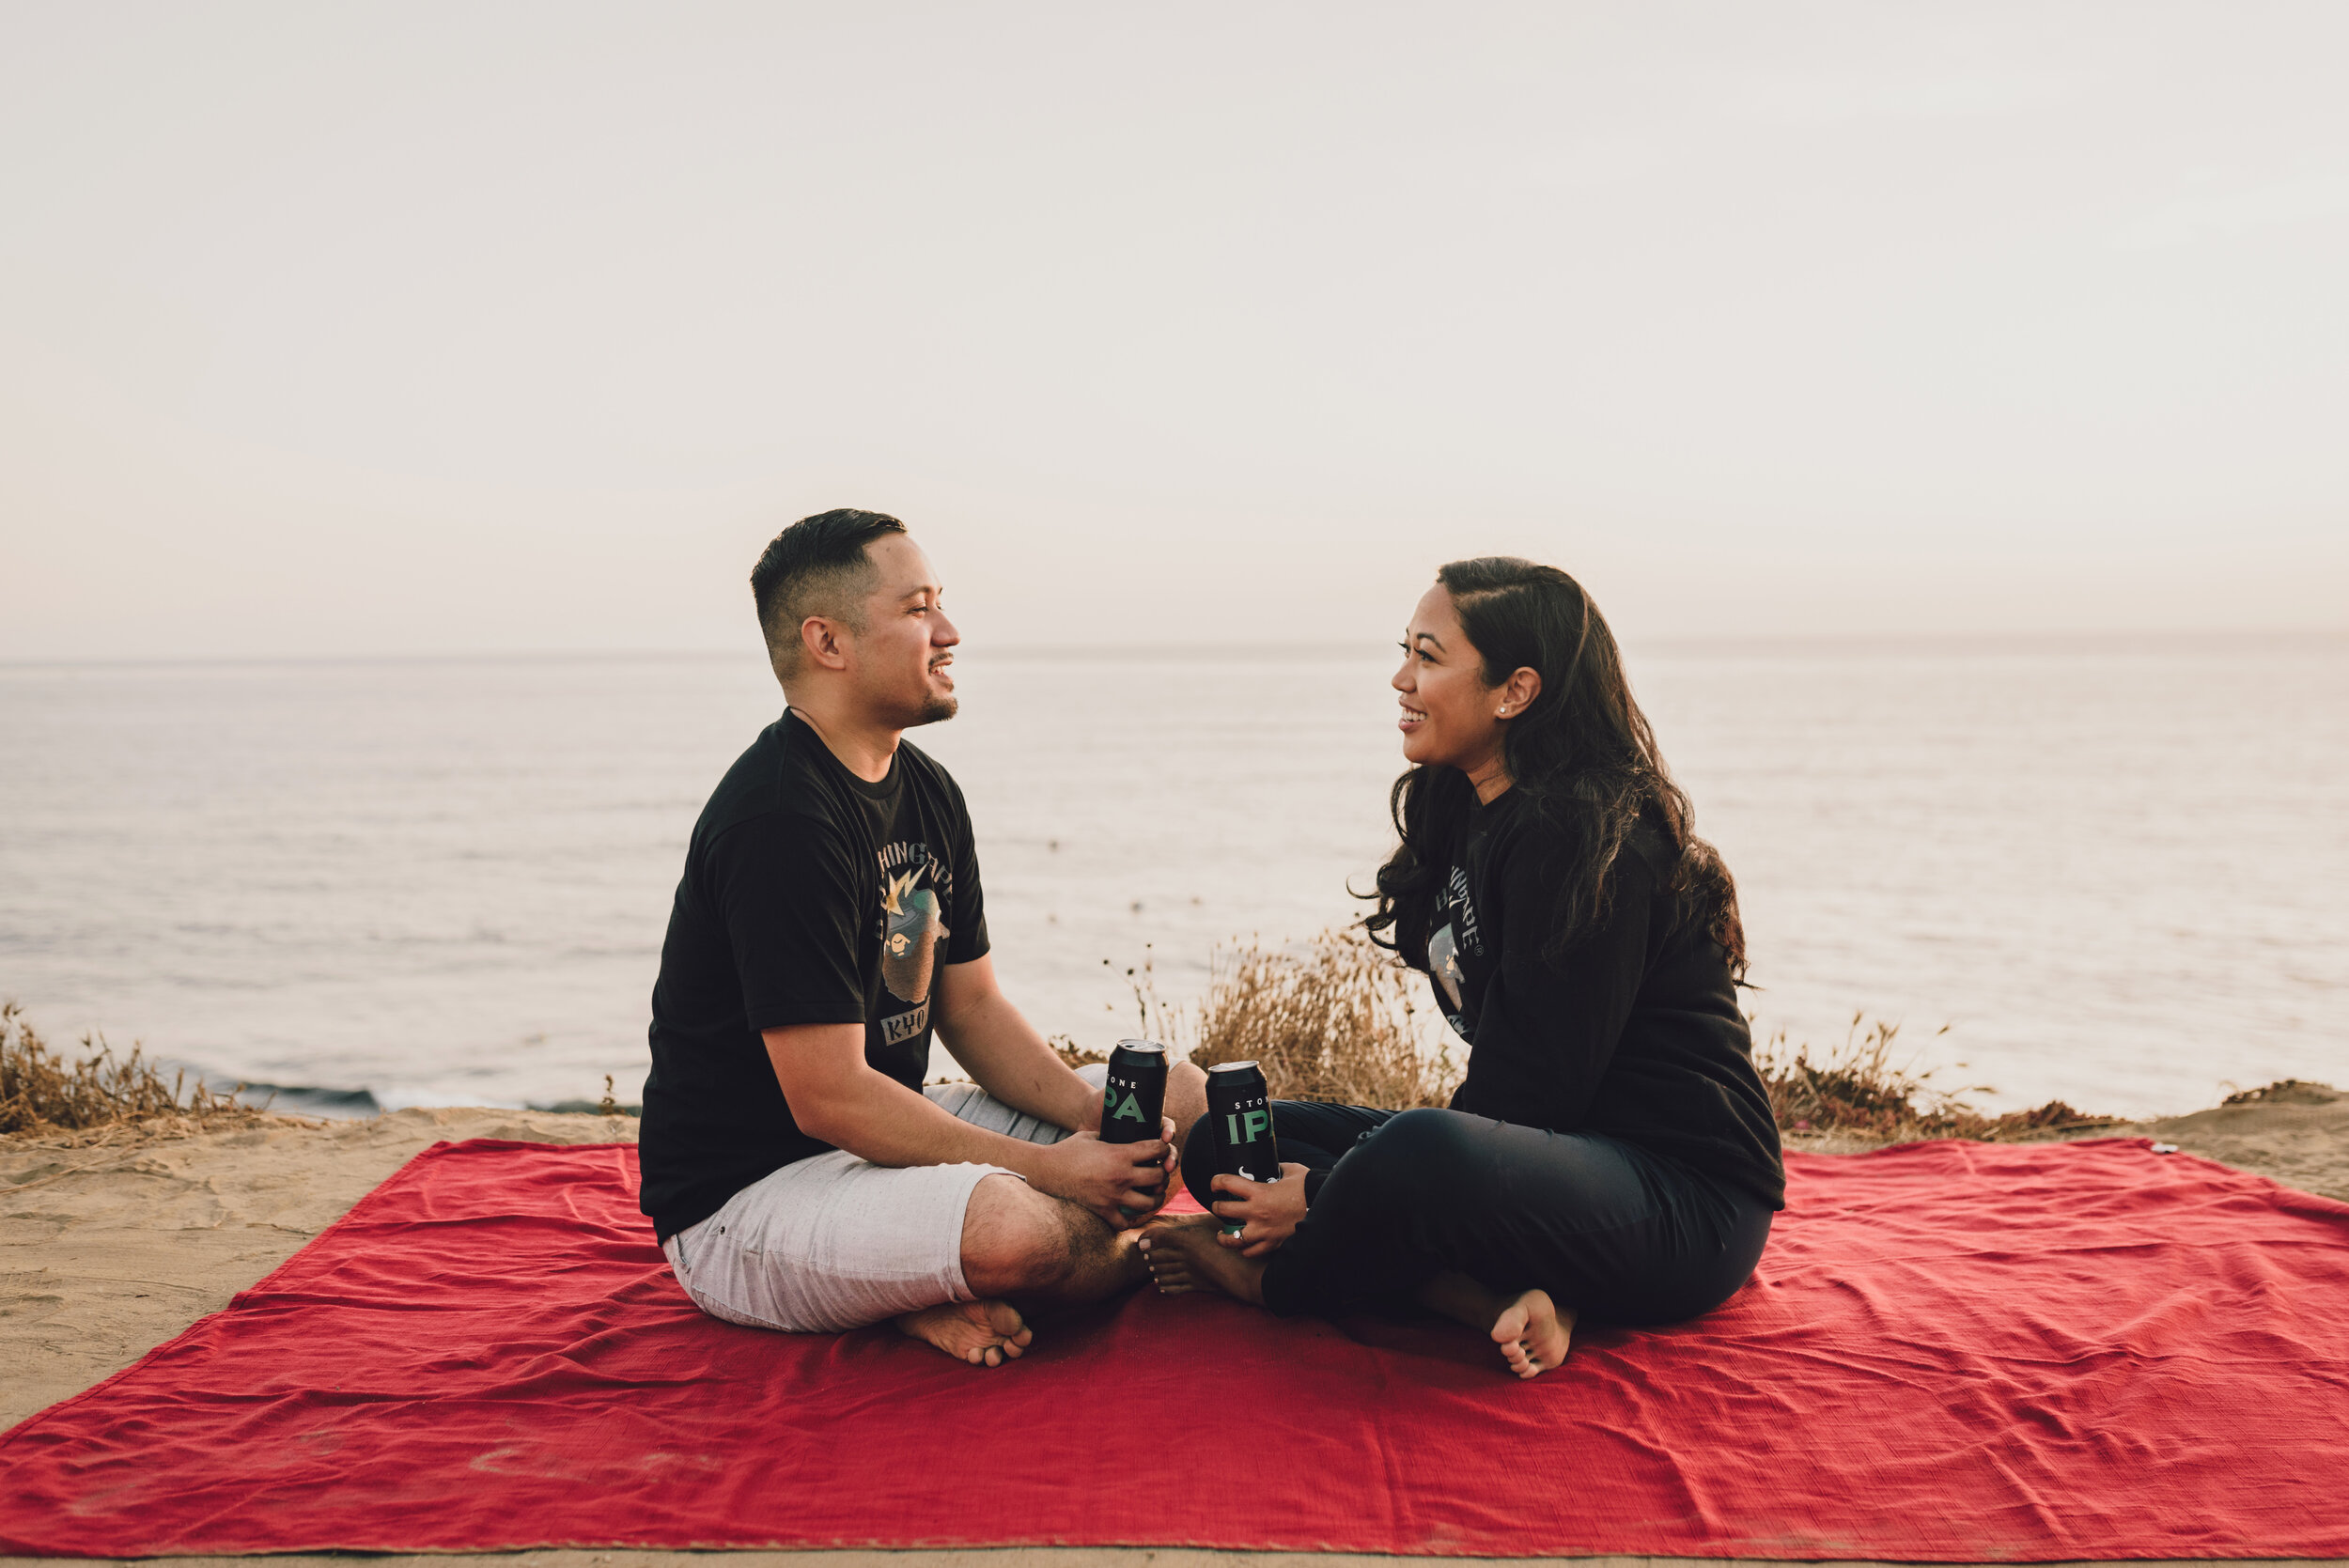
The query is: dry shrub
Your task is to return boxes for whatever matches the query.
[1188,928,1460,1109]
[1050,1036,1109,1069]
[1053,946,1184,1070]
[1,1001,268,1138]
[2220,1079,2339,1108]
[1757,1012,2120,1142]
[1056,936,2129,1142]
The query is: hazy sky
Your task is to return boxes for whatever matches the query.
[4,2,2344,659]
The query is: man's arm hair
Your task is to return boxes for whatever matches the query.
[764,1022,1062,1176]
[764,1020,1163,1228]
[931,955,1099,1133]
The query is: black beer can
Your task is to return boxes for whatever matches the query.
[1203,1060,1281,1237]
[1100,1039,1168,1144]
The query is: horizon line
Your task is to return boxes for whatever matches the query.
[3,627,2346,672]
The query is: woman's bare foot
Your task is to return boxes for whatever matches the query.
[1489,1288,1574,1378]
[1139,1213,1267,1305]
[1138,1213,1206,1295]
[894,1297,1034,1367]
[1139,1232,1190,1295]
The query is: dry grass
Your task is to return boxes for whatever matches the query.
[1187,928,1460,1109]
[1,1001,272,1141]
[1066,931,2126,1143]
[1049,1037,1110,1069]
[1051,946,1184,1070]
[1757,1012,2122,1142]
[2220,1079,2340,1108]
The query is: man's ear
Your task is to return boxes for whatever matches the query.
[799,615,852,673]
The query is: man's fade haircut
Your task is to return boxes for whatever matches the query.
[750,508,909,683]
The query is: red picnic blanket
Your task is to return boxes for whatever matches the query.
[2,1135,2344,1558]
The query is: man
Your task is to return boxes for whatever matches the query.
[639,508,1170,1366]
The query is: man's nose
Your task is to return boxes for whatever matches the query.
[933,609,961,646]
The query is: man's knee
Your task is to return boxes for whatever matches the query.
[959,1173,1098,1299]
[1165,1060,1208,1145]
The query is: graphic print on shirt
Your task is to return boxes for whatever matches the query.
[1428,863,1481,1034]
[1428,924,1464,1013]
[876,840,952,1046]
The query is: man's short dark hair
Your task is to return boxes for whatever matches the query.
[750,508,908,683]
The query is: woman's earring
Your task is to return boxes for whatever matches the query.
[1497,706,1509,717]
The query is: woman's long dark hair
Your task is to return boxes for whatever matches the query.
[1364,557,1748,981]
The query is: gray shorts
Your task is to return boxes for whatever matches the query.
[661,1064,1105,1334]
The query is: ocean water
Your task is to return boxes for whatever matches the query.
[2,642,2343,1120]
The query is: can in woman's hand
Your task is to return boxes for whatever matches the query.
[1204,1060,1281,1238]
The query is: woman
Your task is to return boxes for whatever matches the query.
[1142,558,1783,1377]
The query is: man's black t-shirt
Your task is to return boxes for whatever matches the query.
[638,710,988,1242]
[1426,790,1786,1209]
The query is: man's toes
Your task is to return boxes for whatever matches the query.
[977,1298,1027,1337]
[898,1300,1032,1368]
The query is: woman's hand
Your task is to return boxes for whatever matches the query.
[1209,1162,1313,1257]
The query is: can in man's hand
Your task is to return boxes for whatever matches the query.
[1204,1060,1281,1238]
[1102,1039,1169,1211]
[1101,1040,1168,1144]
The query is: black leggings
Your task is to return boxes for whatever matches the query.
[1184,1101,1772,1327]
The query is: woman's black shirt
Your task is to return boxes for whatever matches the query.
[1426,788,1785,1210]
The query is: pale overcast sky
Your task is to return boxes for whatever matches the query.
[3,2,2344,660]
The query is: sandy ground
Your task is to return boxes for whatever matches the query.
[4,1556,2343,1568]
[1785,1082,2349,1202]
[3,1093,2342,1567]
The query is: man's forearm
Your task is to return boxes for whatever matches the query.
[807,1066,1065,1180]
[938,989,1098,1131]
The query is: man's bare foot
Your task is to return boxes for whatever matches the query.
[1489,1288,1574,1378]
[1139,1213,1266,1305]
[894,1298,1034,1367]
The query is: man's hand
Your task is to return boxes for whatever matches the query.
[1120,1115,1178,1222]
[1030,1130,1169,1229]
[1211,1161,1313,1257]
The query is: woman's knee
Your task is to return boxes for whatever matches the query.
[1330,1108,1486,1207]
[1362,1107,1482,1168]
